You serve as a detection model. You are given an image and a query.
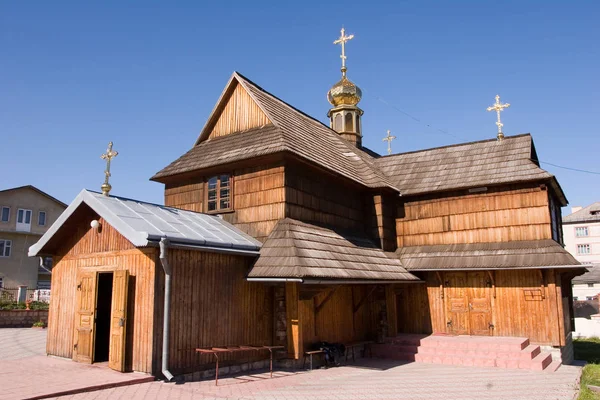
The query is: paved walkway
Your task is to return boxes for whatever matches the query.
[0,329,583,400]
[49,359,582,400]
[0,327,47,360]
[0,329,152,400]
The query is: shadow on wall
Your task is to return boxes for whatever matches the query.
[574,300,599,320]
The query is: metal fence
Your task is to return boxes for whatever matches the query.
[0,288,51,303]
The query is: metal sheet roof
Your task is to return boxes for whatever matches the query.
[29,189,262,257]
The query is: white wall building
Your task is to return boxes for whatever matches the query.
[563,203,600,337]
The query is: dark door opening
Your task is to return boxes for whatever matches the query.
[94,272,113,362]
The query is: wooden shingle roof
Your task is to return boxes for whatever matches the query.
[152,72,395,190]
[374,134,557,197]
[248,218,419,281]
[397,240,580,271]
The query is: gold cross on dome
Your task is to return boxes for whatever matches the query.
[333,27,354,74]
[100,142,118,196]
[382,130,396,155]
[486,94,511,140]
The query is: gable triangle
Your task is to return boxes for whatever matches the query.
[196,75,272,144]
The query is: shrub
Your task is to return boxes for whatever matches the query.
[32,320,46,328]
[0,301,49,311]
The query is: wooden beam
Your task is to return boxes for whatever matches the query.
[486,270,496,299]
[435,272,444,299]
[315,286,340,314]
[353,286,377,314]
[538,269,546,300]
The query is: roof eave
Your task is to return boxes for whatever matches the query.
[407,264,586,272]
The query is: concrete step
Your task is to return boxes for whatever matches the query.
[529,352,553,371]
[418,343,541,361]
[544,360,562,372]
[385,334,558,372]
[420,336,529,352]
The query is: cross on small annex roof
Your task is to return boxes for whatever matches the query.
[486,94,510,140]
[100,142,118,196]
[333,27,354,76]
[382,130,396,155]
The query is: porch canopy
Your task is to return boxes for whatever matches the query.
[397,240,581,271]
[247,218,419,283]
[29,189,262,257]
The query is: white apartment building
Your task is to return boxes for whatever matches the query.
[563,203,600,337]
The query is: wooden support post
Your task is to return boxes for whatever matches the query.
[385,285,398,337]
[286,282,302,359]
[554,271,567,347]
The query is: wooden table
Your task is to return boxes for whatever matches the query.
[195,345,285,385]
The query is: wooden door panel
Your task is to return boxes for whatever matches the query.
[73,272,97,363]
[467,272,492,336]
[444,272,469,335]
[108,270,129,371]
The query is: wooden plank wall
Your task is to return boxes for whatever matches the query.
[46,214,156,373]
[163,163,285,243]
[154,250,273,374]
[288,285,382,358]
[397,186,551,247]
[222,164,285,242]
[164,179,204,212]
[493,269,562,345]
[394,271,564,346]
[208,82,271,140]
[285,162,364,230]
[366,193,397,251]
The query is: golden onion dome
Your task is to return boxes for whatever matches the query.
[327,69,362,106]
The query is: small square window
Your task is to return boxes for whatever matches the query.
[0,240,11,257]
[577,244,591,255]
[587,296,595,301]
[573,296,579,301]
[38,211,46,226]
[588,283,595,288]
[1,207,9,222]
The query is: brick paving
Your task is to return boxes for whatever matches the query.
[49,359,582,400]
[0,328,152,400]
[0,329,582,400]
[0,327,47,360]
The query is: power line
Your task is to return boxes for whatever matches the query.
[539,161,600,176]
[371,93,465,140]
[367,89,599,177]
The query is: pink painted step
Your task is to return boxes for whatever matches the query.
[382,334,560,372]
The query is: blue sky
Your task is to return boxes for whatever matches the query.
[1,1,599,214]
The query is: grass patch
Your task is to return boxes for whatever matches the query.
[575,338,600,399]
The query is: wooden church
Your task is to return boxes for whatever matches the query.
[31,29,583,378]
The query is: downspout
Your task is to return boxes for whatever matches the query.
[159,237,174,382]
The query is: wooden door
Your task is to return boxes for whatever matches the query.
[73,271,98,363]
[108,270,129,371]
[467,272,493,336]
[444,272,469,335]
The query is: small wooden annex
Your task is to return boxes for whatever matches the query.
[29,190,270,375]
